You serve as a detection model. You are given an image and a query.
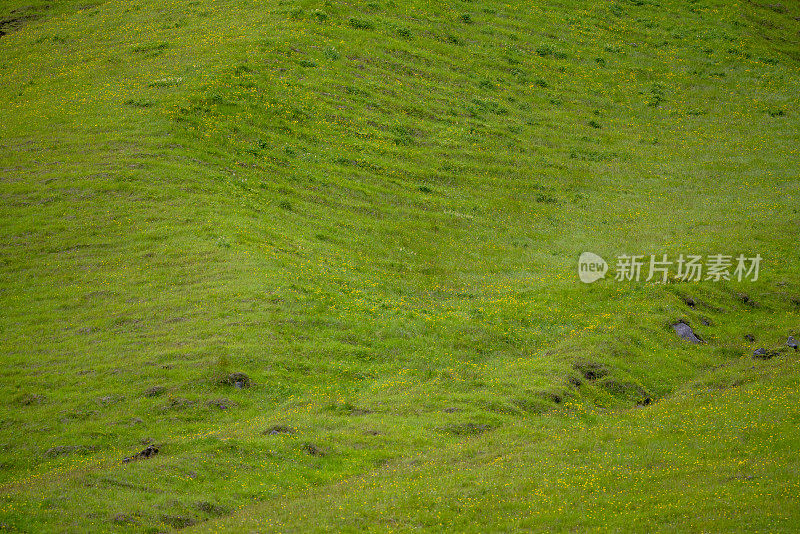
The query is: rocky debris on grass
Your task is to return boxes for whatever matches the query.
[754,344,792,360]
[700,317,712,326]
[219,372,251,388]
[787,336,798,350]
[745,334,756,342]
[443,407,460,413]
[683,296,696,308]
[144,386,166,397]
[672,321,702,344]
[573,360,608,380]
[122,444,158,463]
[264,424,296,435]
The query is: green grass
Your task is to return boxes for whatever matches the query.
[0,0,798,531]
[206,356,800,532]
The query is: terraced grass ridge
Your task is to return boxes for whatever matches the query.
[1,0,799,531]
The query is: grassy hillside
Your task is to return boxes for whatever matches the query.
[0,0,798,531]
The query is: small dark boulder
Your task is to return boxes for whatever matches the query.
[744,334,755,342]
[123,444,158,463]
[753,348,769,359]
[672,321,702,344]
[787,336,798,351]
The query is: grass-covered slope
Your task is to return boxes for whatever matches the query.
[0,0,799,531]
[202,357,800,532]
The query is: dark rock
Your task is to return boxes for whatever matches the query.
[744,334,755,342]
[122,444,158,463]
[700,317,712,326]
[753,348,769,359]
[672,321,702,344]
[787,336,798,350]
[443,407,460,413]
[683,297,696,308]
